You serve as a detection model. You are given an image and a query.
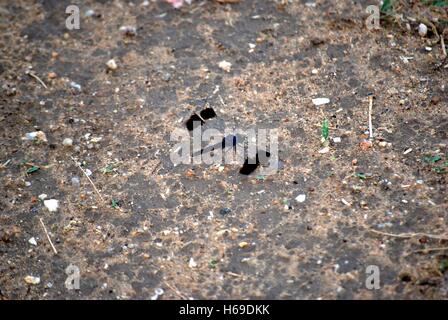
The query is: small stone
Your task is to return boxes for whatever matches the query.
[71,176,80,186]
[23,131,47,143]
[44,199,59,212]
[239,241,249,249]
[161,72,171,82]
[85,169,92,176]
[119,25,137,36]
[62,138,73,147]
[218,60,232,72]
[312,98,330,106]
[28,237,37,246]
[38,194,47,200]
[219,208,231,216]
[318,146,330,154]
[24,275,40,285]
[295,194,306,203]
[106,59,118,71]
[48,72,57,79]
[418,23,428,37]
[69,81,82,91]
[403,148,413,155]
[359,140,373,150]
[85,9,96,17]
[189,257,197,268]
[25,181,31,187]
[332,137,341,143]
[378,141,388,148]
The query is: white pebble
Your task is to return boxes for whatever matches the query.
[24,275,40,285]
[312,98,330,106]
[418,23,427,37]
[23,131,47,142]
[318,146,330,154]
[71,176,80,186]
[44,199,59,212]
[28,237,37,246]
[62,138,73,147]
[189,257,197,268]
[218,60,232,72]
[295,194,306,203]
[106,59,118,71]
[38,193,47,200]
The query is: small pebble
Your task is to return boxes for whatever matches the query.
[359,140,373,150]
[161,72,171,82]
[318,146,330,154]
[239,241,249,249]
[71,176,80,186]
[106,59,118,71]
[85,9,96,17]
[24,275,40,285]
[189,257,197,268]
[69,81,82,91]
[23,131,47,143]
[219,208,231,216]
[119,25,137,36]
[295,194,306,203]
[62,138,73,147]
[218,60,232,72]
[418,23,428,37]
[332,137,341,143]
[38,193,47,200]
[28,237,37,246]
[312,98,330,106]
[44,199,59,212]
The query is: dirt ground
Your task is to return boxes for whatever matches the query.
[0,0,447,300]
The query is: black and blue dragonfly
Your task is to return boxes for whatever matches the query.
[185,107,217,131]
[193,133,272,175]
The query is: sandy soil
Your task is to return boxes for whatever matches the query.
[0,0,447,299]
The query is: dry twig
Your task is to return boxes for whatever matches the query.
[39,217,58,255]
[71,156,105,204]
[27,71,48,89]
[164,281,188,300]
[368,95,374,140]
[368,228,448,241]
[410,247,448,255]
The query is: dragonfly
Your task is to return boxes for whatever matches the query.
[193,133,272,175]
[185,107,217,131]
